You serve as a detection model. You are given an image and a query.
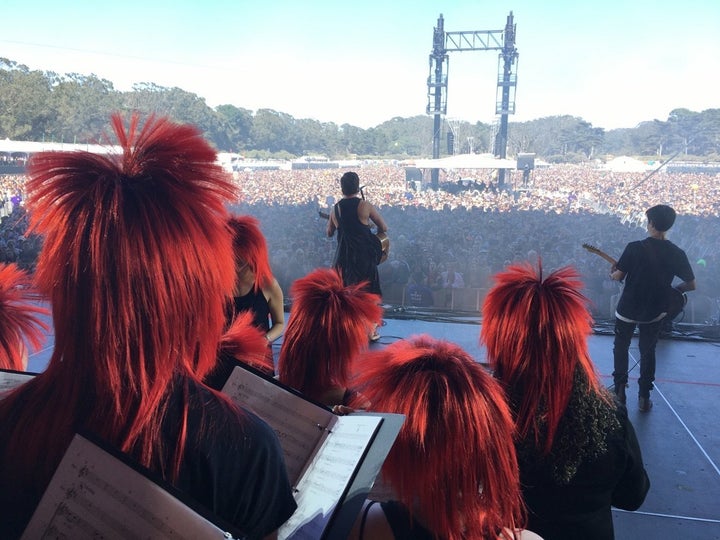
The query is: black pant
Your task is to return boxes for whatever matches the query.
[612,318,662,398]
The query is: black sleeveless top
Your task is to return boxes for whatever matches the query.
[332,197,382,296]
[232,287,270,332]
[358,500,435,540]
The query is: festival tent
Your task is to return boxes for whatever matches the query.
[603,156,654,172]
[409,153,517,170]
[0,139,121,157]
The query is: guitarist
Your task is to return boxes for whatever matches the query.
[610,204,695,412]
[327,172,388,304]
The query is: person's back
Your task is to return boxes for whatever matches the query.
[327,171,387,297]
[482,262,650,540]
[277,267,381,407]
[349,335,530,540]
[0,114,295,539]
[611,204,695,411]
[514,373,648,539]
[615,236,693,322]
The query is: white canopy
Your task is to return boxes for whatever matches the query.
[0,139,121,155]
[603,156,654,173]
[409,153,517,170]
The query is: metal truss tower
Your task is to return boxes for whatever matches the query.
[426,12,518,189]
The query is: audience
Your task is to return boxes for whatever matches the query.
[0,113,296,539]
[3,164,720,319]
[2,151,717,538]
[481,262,650,540]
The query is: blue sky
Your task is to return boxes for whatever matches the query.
[2,0,718,129]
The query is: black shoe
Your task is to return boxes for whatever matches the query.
[638,397,653,412]
[614,384,627,405]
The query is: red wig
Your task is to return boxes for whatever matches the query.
[481,261,601,455]
[277,268,381,401]
[0,113,237,485]
[0,263,48,371]
[227,215,273,290]
[353,335,524,539]
[220,310,274,375]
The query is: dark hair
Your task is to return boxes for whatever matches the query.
[645,204,676,232]
[340,172,360,195]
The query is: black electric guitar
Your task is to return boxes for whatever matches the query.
[319,210,390,264]
[582,243,687,320]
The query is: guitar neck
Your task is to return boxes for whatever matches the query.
[596,252,617,266]
[582,244,617,266]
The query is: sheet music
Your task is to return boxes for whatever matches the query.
[0,369,34,397]
[222,368,334,484]
[278,415,382,540]
[21,434,234,540]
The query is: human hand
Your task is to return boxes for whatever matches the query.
[332,405,355,415]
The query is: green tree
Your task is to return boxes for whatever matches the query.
[125,84,230,149]
[251,109,295,153]
[216,104,254,151]
[0,59,55,140]
[667,108,700,155]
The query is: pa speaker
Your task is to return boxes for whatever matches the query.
[405,167,422,182]
[517,153,535,170]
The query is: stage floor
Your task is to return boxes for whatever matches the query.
[27,309,720,540]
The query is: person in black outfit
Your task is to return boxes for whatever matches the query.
[327,171,388,298]
[482,262,650,540]
[611,204,696,411]
[277,267,382,408]
[348,335,532,540]
[0,114,296,539]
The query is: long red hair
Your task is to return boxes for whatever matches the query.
[0,263,48,371]
[227,215,273,290]
[481,261,600,454]
[353,335,525,539]
[278,268,381,400]
[0,113,237,486]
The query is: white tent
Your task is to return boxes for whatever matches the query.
[0,139,121,156]
[410,153,517,170]
[603,156,654,173]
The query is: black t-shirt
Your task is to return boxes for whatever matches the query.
[0,377,297,540]
[616,237,694,322]
[162,377,297,539]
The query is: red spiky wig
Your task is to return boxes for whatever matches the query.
[227,214,273,290]
[0,113,237,486]
[277,268,381,401]
[0,263,48,371]
[480,261,600,455]
[353,335,525,539]
[220,310,274,374]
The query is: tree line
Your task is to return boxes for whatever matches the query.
[2,57,719,161]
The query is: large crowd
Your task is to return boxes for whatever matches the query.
[3,164,720,322]
[0,116,699,539]
[228,164,720,321]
